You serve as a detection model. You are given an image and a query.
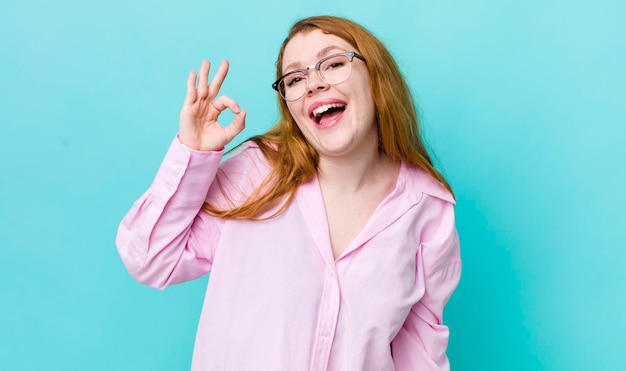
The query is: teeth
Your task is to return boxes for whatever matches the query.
[312,103,345,118]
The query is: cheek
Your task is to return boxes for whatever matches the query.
[359,89,377,123]
[286,102,302,119]
[286,102,309,130]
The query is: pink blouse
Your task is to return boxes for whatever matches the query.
[116,137,461,370]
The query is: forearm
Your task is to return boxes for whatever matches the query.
[116,136,224,288]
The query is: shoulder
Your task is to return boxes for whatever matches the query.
[220,141,271,172]
[215,141,276,187]
[401,164,460,275]
[401,163,455,205]
[206,141,274,206]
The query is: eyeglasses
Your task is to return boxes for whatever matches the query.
[272,51,366,102]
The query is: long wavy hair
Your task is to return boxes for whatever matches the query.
[203,15,453,219]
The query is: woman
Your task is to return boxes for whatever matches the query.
[117,15,461,371]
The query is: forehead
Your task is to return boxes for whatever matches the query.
[282,30,353,72]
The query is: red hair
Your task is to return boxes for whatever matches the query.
[203,15,453,219]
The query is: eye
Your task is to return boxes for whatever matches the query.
[285,73,306,88]
[321,56,347,71]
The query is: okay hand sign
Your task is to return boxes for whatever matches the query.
[179,60,246,151]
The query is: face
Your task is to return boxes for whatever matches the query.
[281,30,377,161]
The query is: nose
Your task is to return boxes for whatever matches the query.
[306,70,330,95]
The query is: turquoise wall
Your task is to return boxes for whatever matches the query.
[1,0,624,370]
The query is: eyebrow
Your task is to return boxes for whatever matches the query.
[283,45,348,73]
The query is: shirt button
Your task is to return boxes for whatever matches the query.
[321,329,331,337]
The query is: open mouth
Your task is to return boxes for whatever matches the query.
[311,103,346,125]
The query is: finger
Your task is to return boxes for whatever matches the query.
[197,60,211,97]
[224,109,247,143]
[184,70,198,104]
[208,60,229,99]
[211,95,241,115]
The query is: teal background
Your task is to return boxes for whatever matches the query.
[1,0,624,370]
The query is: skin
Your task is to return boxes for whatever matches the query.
[281,30,400,258]
[179,60,246,151]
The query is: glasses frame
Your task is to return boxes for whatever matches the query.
[272,51,367,101]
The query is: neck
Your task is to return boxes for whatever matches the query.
[317,145,398,193]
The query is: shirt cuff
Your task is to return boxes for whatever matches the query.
[149,136,224,206]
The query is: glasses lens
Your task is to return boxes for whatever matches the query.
[319,55,351,85]
[279,71,307,101]
[276,54,355,101]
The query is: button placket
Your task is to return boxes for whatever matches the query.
[311,268,341,371]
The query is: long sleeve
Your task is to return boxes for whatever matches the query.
[392,196,462,370]
[116,136,225,289]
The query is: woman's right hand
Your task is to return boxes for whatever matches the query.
[179,60,246,151]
